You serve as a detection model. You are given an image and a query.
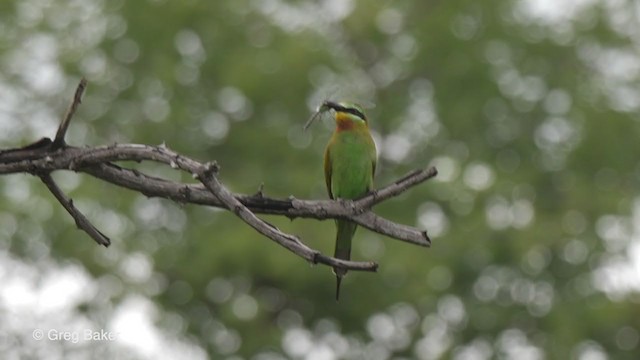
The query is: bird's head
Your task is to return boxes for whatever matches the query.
[304,100,368,131]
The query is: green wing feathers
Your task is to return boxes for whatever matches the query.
[323,146,333,199]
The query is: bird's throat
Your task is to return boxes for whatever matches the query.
[335,113,364,132]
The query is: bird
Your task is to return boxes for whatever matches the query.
[306,100,377,301]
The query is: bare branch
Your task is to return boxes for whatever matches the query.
[355,167,438,209]
[0,79,438,274]
[196,162,377,272]
[0,144,435,246]
[53,78,87,148]
[352,212,430,247]
[40,173,111,247]
[0,142,435,242]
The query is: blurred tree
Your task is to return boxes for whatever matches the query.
[0,0,639,359]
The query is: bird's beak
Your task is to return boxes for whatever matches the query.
[304,101,339,131]
[321,101,342,111]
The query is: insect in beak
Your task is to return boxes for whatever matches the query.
[303,101,340,131]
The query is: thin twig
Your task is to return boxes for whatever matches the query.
[355,167,438,209]
[53,78,87,148]
[352,212,430,247]
[40,173,111,247]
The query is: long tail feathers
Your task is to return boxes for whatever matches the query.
[334,220,357,301]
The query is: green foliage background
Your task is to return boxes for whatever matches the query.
[1,0,639,359]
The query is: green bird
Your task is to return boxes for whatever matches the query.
[306,101,377,300]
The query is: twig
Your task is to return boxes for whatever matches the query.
[40,173,111,246]
[355,167,438,209]
[352,212,430,247]
[53,78,87,148]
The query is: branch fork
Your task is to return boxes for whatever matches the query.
[0,79,438,273]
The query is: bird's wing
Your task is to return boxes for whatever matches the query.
[323,145,334,199]
[369,139,377,191]
[371,155,377,179]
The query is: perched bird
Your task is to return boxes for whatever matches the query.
[306,101,377,300]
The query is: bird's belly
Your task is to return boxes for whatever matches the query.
[331,160,372,199]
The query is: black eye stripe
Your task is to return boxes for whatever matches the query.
[322,101,366,120]
[344,108,365,120]
[334,105,364,120]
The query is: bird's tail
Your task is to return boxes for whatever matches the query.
[334,219,357,301]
